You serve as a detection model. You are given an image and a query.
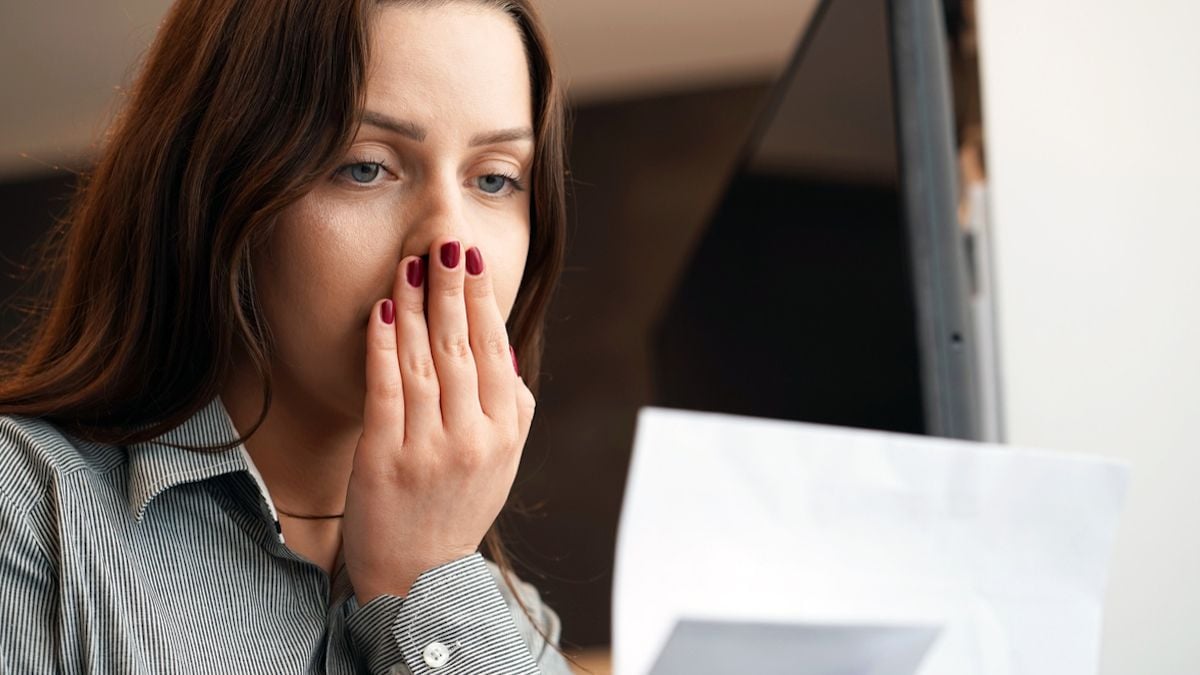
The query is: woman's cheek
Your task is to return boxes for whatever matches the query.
[272,198,392,341]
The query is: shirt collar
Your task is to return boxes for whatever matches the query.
[125,394,259,523]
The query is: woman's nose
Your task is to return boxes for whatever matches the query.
[405,173,473,257]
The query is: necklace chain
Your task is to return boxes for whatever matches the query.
[275,506,344,520]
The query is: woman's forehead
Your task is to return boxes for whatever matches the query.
[364,3,532,134]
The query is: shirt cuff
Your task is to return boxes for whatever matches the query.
[346,553,542,675]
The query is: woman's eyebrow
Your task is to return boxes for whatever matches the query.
[361,110,426,141]
[469,127,534,147]
[360,110,532,147]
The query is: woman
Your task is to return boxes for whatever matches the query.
[0,0,574,672]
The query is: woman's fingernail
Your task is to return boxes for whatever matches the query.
[406,259,424,287]
[381,299,395,325]
[509,345,519,375]
[440,241,461,268]
[466,246,484,276]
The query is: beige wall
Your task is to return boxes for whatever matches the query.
[977,1,1200,672]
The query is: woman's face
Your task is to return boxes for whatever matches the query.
[251,2,533,423]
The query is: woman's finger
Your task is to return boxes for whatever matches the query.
[463,245,516,426]
[361,297,404,449]
[393,254,441,439]
[426,237,482,429]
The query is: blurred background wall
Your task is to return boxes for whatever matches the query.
[0,0,818,177]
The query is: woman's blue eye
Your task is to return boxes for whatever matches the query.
[477,174,510,194]
[347,163,382,184]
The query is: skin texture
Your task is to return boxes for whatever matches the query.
[219,1,536,596]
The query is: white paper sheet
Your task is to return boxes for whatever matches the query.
[613,407,1130,675]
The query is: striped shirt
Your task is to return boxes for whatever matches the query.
[0,395,572,674]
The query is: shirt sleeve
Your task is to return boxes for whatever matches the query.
[482,557,573,675]
[0,488,59,673]
[345,552,570,675]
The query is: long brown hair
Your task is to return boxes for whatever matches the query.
[0,0,572,661]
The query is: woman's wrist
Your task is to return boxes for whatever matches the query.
[354,548,481,603]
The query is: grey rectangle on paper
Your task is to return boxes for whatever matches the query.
[648,619,941,675]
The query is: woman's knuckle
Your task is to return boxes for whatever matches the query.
[383,462,426,490]
[437,333,471,359]
[370,327,396,351]
[495,426,519,450]
[405,352,438,379]
[355,446,407,483]
[474,328,509,358]
[466,282,492,301]
[447,444,481,470]
[399,297,425,315]
[370,377,404,401]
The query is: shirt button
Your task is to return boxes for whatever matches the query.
[422,641,451,668]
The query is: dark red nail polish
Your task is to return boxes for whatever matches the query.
[406,259,424,287]
[381,299,395,325]
[440,241,461,268]
[510,345,519,375]
[466,247,484,275]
